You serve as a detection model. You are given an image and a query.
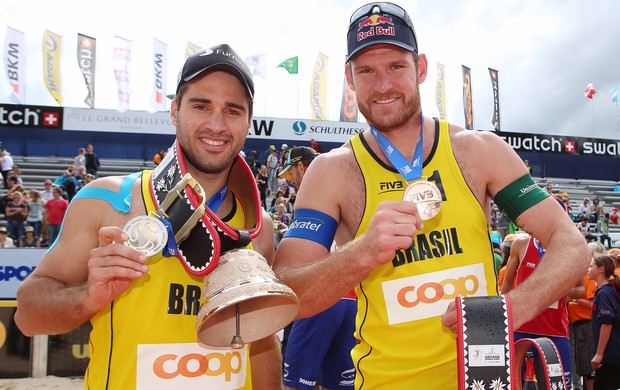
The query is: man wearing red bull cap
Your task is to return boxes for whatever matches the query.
[274,2,589,388]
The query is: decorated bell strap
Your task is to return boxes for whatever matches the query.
[456,295,514,390]
[148,141,262,276]
[514,338,567,390]
[456,295,566,390]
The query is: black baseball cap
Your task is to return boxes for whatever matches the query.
[279,146,318,180]
[346,2,418,62]
[175,43,254,99]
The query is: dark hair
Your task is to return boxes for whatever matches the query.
[594,255,620,293]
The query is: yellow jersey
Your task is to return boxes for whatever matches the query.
[85,170,253,389]
[350,120,497,389]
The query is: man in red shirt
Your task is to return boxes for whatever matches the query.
[43,187,68,246]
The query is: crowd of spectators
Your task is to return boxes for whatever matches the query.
[0,147,97,248]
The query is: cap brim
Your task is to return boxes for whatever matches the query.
[279,165,293,180]
[180,62,253,99]
[346,41,417,63]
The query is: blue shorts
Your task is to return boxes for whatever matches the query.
[514,331,571,388]
[283,298,356,389]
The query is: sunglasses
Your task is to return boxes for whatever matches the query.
[349,2,414,31]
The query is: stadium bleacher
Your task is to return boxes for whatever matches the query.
[2,156,620,246]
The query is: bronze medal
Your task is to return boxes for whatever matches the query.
[403,180,442,220]
[123,215,168,257]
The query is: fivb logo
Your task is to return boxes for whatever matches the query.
[381,263,486,324]
[137,343,247,388]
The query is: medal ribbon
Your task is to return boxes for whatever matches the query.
[370,114,424,182]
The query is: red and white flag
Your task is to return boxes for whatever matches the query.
[584,81,596,99]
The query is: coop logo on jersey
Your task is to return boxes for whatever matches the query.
[382,263,487,324]
[137,343,247,389]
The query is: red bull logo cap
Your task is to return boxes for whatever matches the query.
[176,43,254,99]
[347,2,418,62]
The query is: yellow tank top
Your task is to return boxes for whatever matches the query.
[85,170,253,389]
[350,120,497,389]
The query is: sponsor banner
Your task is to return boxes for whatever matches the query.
[489,68,500,131]
[184,41,201,60]
[309,52,328,121]
[150,38,167,113]
[77,33,96,108]
[42,30,63,105]
[0,103,63,129]
[497,130,620,158]
[0,248,44,301]
[64,107,174,134]
[462,65,473,129]
[113,36,131,112]
[61,107,364,142]
[4,27,26,104]
[339,75,358,122]
[435,62,446,120]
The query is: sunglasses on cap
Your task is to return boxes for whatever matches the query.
[349,2,415,32]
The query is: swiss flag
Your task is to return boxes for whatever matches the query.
[585,81,596,99]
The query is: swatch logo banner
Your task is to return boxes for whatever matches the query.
[77,33,96,108]
[498,131,620,158]
[0,103,62,129]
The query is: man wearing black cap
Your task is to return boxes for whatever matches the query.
[16,44,281,389]
[274,2,589,388]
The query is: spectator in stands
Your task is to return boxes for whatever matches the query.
[0,226,14,248]
[19,226,40,248]
[274,222,288,250]
[597,213,612,249]
[524,159,532,174]
[256,164,269,210]
[266,147,279,194]
[244,150,260,176]
[43,186,68,245]
[273,203,291,226]
[546,181,568,212]
[5,191,29,245]
[26,189,44,240]
[74,166,86,189]
[41,179,54,203]
[587,254,620,389]
[309,138,321,153]
[608,248,620,276]
[9,164,23,186]
[84,174,96,186]
[578,216,598,243]
[1,150,13,189]
[589,198,601,223]
[61,169,79,201]
[568,241,603,390]
[495,208,510,240]
[609,207,619,225]
[84,144,100,177]
[152,149,166,165]
[579,198,592,221]
[73,148,86,172]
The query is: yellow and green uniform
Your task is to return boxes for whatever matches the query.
[350,120,497,388]
[84,170,252,389]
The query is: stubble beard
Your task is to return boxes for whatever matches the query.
[176,126,238,176]
[358,90,421,132]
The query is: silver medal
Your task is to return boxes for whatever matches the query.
[123,215,168,257]
[403,181,443,220]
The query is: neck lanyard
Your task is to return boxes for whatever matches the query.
[370,114,425,182]
[206,185,228,213]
